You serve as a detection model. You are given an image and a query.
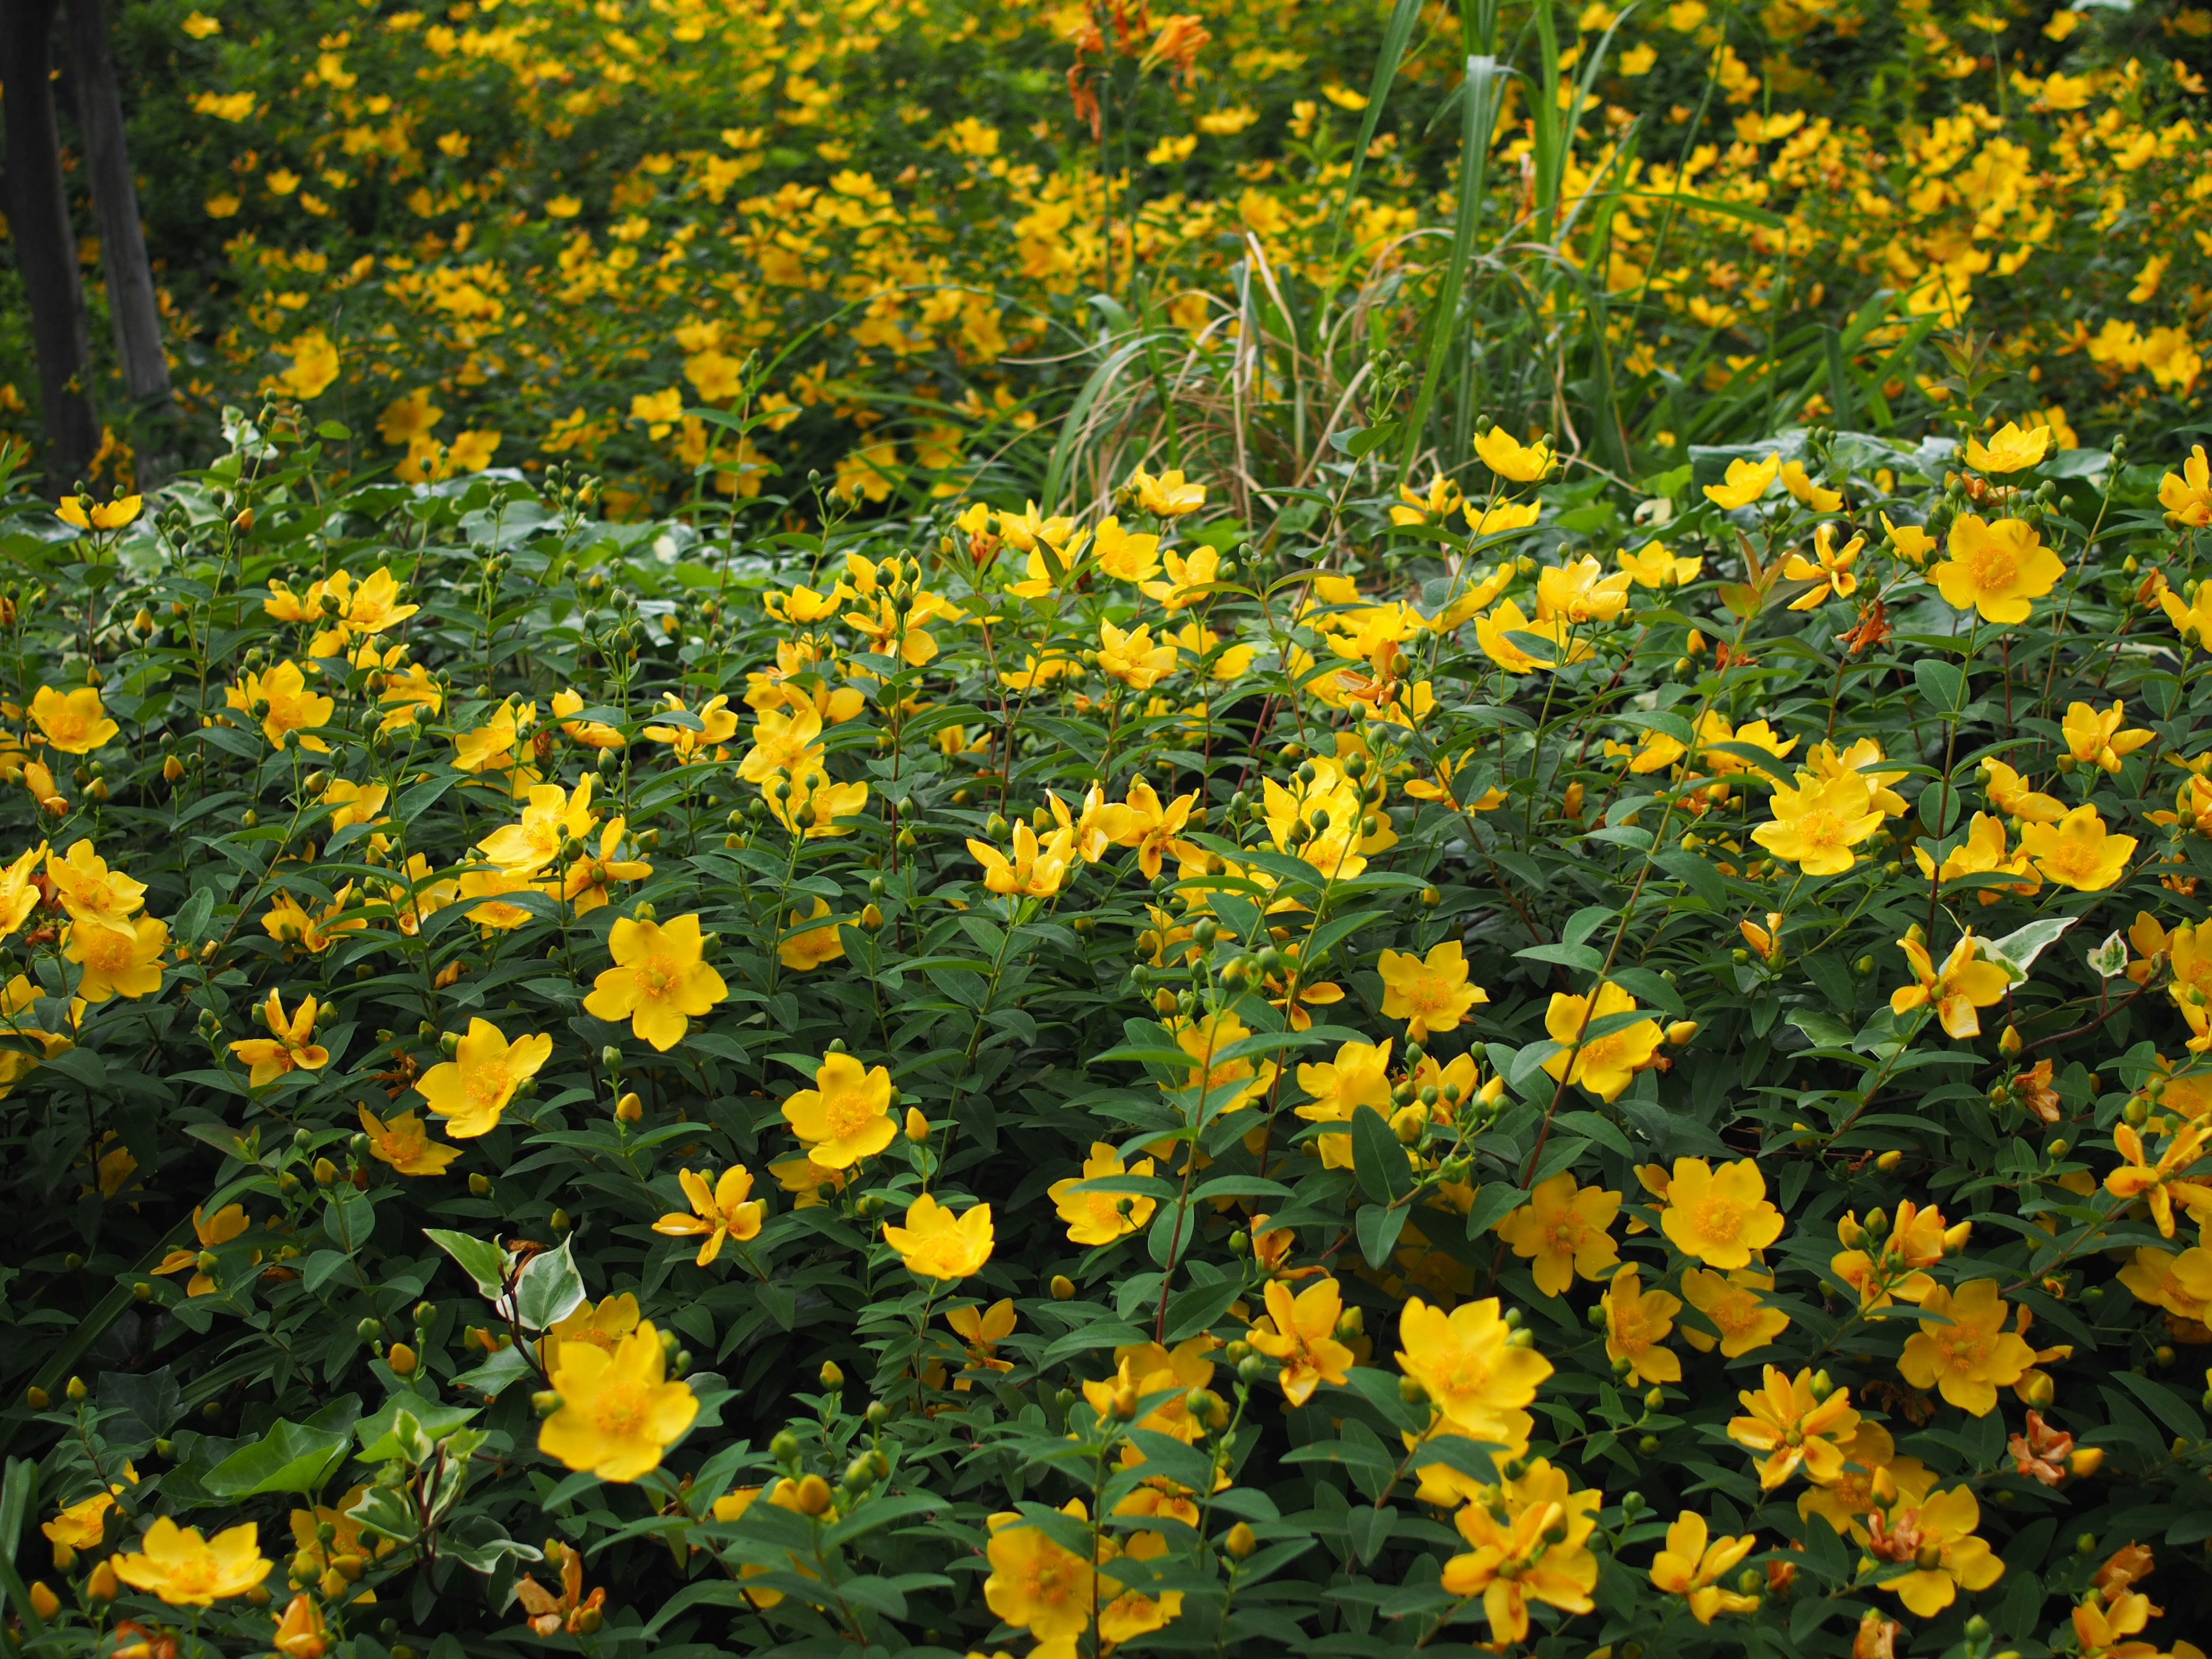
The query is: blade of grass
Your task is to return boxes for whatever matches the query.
[1400,56,1503,481]
[1322,0,1427,271]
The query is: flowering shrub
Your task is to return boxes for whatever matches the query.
[3,390,2212,1659]
[19,0,2212,505]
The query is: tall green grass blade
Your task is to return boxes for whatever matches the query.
[1323,0,1426,270]
[1400,56,1501,480]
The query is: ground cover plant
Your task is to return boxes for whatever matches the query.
[3,373,2212,1659]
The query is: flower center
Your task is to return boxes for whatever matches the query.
[639,953,680,995]
[823,1089,880,1140]
[592,1380,649,1438]
[467,1060,512,1108]
[1695,1195,1744,1243]
[1969,544,2017,590]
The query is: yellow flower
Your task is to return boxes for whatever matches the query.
[1831,1201,1959,1306]
[2105,1120,2212,1238]
[64,915,168,1002]
[584,912,728,1050]
[1096,618,1178,689]
[29,686,117,754]
[1876,1486,2003,1616]
[1438,1459,1600,1643]
[2159,443,2212,527]
[1377,940,1487,1041]
[1980,757,2066,823]
[356,1103,460,1176]
[1601,1263,1681,1384]
[1090,516,1162,584]
[1727,1364,1859,1488]
[1696,711,1798,777]
[476,778,597,876]
[1781,522,1863,608]
[47,840,143,936]
[541,1293,641,1376]
[1779,458,1842,512]
[43,1487,122,1551]
[551,688,626,749]
[763,583,842,624]
[777,896,846,970]
[228,991,330,1086]
[1247,1275,1356,1404]
[112,1517,268,1605]
[226,660,334,751]
[1898,1280,2037,1415]
[1912,812,2039,904]
[1880,510,1937,565]
[1702,452,1779,509]
[966,820,1074,898]
[1649,1511,1760,1624]
[1888,927,2010,1037]
[1130,465,1207,516]
[414,1017,553,1138]
[1391,474,1460,525]
[560,817,652,914]
[274,1592,329,1658]
[2018,802,2135,891]
[0,842,44,937]
[1660,1157,1783,1267]
[882,1191,994,1279]
[1050,1142,1157,1245]
[1473,423,1555,482]
[642,691,739,764]
[1680,1264,1790,1355]
[538,1320,698,1482]
[2062,699,2154,773]
[781,1052,895,1168]
[155,1202,250,1296]
[984,1500,1099,1642]
[1495,1172,1620,1296]
[1475,598,1588,674]
[1964,419,2051,474]
[56,492,143,531]
[1535,556,1634,624]
[1929,514,2066,623]
[1394,1296,1554,1437]
[653,1165,766,1265]
[1751,767,1884,875]
[1616,541,1702,587]
[1541,980,1661,1102]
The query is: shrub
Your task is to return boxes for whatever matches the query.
[2,400,2211,1658]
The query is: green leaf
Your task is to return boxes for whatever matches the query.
[425,1229,509,1301]
[203,1413,357,1497]
[1350,1106,1412,1206]
[513,1238,588,1331]
[1355,1202,1411,1270]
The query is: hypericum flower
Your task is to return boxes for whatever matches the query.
[1050,1141,1157,1245]
[762,582,842,624]
[228,991,329,1086]
[736,704,825,785]
[1439,1459,1600,1643]
[1888,926,2010,1037]
[450,696,536,777]
[1534,556,1634,624]
[64,915,168,1002]
[2063,699,2156,774]
[1752,767,1884,875]
[273,1592,329,1658]
[1474,423,1555,482]
[1391,474,1461,525]
[777,896,845,971]
[1541,980,1661,1103]
[642,691,739,764]
[2105,1120,2212,1237]
[550,688,626,749]
[584,912,728,1050]
[1495,1173,1621,1296]
[946,1300,1018,1390]
[0,842,43,937]
[1872,1485,2003,1616]
[1880,510,1937,565]
[1661,1157,1784,1267]
[29,685,117,754]
[357,1103,459,1176]
[1930,514,2066,623]
[538,1320,698,1482]
[154,1202,249,1296]
[1797,1421,1934,1542]
[1680,1264,1790,1355]
[1096,618,1177,688]
[1602,1264,1681,1384]
[1980,757,2066,823]
[1248,1275,1355,1405]
[514,1542,605,1638]
[560,817,652,914]
[1782,522,1864,608]
[476,778,597,876]
[1831,1201,1965,1306]
[654,1165,767,1265]
[1129,465,1206,516]
[882,1192,994,1279]
[226,660,334,751]
[1474,599,1589,674]
[1377,940,1487,1041]
[1650,1511,1760,1624]
[1044,782,1115,865]
[1090,516,1162,584]
[112,1517,269,1605]
[1703,452,1779,509]
[414,1017,553,1138]
[781,1052,896,1168]
[540,1293,642,1378]
[1780,458,1843,512]
[47,842,142,934]
[2019,802,2136,892]
[984,1500,1099,1642]
[1616,541,1703,587]
[1913,812,2039,903]
[1139,544,1223,609]
[1695,711,1798,777]
[1395,1296,1554,1437]
[1898,1279,2037,1414]
[56,491,142,530]
[2161,444,2212,527]
[967,821,1074,898]
[1728,1365,1859,1488]
[1964,419,2051,474]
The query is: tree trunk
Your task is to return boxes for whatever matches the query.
[0,0,97,495]
[69,0,169,420]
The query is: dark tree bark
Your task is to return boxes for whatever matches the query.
[0,0,99,495]
[69,0,171,422]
